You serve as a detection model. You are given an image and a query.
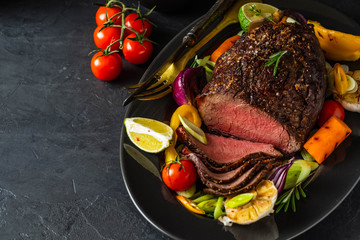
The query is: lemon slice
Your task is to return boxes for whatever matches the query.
[239,2,278,32]
[124,117,173,153]
[220,180,277,225]
[178,114,207,144]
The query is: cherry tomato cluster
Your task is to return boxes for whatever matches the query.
[91,0,155,81]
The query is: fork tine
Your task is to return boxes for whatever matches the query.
[137,88,172,101]
[127,80,166,94]
[125,82,145,89]
[124,74,159,91]
[133,81,172,97]
[126,71,168,90]
[122,76,160,106]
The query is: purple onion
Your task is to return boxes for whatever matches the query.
[282,9,307,25]
[268,157,295,195]
[172,67,206,106]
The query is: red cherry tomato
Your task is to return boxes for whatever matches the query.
[91,52,122,81]
[124,13,152,37]
[122,33,153,64]
[317,100,345,126]
[93,25,121,51]
[95,6,122,26]
[162,159,197,191]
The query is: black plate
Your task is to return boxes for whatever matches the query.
[120,0,360,239]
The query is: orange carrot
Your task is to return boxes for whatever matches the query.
[304,116,352,164]
[210,35,240,63]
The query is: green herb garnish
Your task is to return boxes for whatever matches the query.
[275,183,306,213]
[249,5,262,16]
[263,50,287,76]
[266,15,275,23]
[275,168,317,213]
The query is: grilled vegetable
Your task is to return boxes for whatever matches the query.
[333,63,348,95]
[172,67,207,106]
[210,34,240,63]
[198,198,218,213]
[308,20,360,61]
[304,116,352,164]
[170,105,202,132]
[176,195,205,215]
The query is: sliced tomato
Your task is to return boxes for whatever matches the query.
[176,195,205,215]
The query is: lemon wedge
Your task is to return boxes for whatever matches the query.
[239,2,278,32]
[220,180,277,225]
[124,117,173,153]
[178,114,207,144]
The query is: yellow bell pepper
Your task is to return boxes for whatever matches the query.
[164,146,179,165]
[308,20,360,61]
[170,105,202,132]
[333,63,348,94]
[165,105,202,164]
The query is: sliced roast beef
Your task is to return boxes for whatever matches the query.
[186,152,262,184]
[184,146,271,173]
[203,161,279,197]
[176,126,282,168]
[196,22,326,154]
[203,158,275,193]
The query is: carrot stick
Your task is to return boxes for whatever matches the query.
[304,116,352,164]
[210,34,240,63]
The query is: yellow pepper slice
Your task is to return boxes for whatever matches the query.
[308,20,360,61]
[176,195,205,215]
[333,63,348,95]
[164,146,179,165]
[170,105,202,132]
[165,105,202,163]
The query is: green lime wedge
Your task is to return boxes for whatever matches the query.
[239,2,278,32]
[124,117,173,153]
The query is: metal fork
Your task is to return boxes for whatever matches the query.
[123,0,257,106]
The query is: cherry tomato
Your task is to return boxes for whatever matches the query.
[162,159,197,191]
[317,100,345,126]
[123,33,153,64]
[95,6,122,26]
[91,52,122,81]
[93,25,121,51]
[124,13,152,37]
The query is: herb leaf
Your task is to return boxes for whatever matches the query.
[249,5,262,16]
[275,168,319,213]
[263,50,287,76]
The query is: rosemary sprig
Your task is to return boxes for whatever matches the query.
[275,169,316,213]
[249,5,262,16]
[263,50,287,76]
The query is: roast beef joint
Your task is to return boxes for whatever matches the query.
[178,21,327,197]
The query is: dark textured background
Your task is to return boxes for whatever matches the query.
[0,0,359,239]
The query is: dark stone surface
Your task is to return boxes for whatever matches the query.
[0,0,359,239]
